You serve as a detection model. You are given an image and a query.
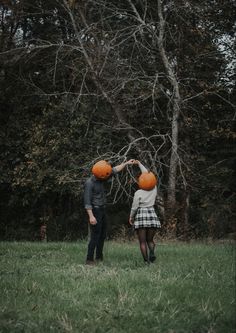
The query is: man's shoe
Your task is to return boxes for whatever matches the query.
[85,260,96,266]
[95,258,103,263]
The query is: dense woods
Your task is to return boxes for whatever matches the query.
[0,0,235,241]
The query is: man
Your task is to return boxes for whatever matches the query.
[84,159,135,265]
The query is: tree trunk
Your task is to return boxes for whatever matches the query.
[157,0,181,233]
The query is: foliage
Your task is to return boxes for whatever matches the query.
[0,0,235,239]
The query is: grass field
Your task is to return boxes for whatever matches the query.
[0,240,235,333]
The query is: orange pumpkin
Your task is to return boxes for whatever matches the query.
[138,172,157,190]
[92,160,112,180]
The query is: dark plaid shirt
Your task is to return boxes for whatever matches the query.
[84,168,117,209]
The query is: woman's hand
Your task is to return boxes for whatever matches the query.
[125,159,141,165]
[129,217,134,225]
[126,159,136,165]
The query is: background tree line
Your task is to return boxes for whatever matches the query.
[0,0,235,241]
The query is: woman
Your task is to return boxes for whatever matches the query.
[129,160,161,264]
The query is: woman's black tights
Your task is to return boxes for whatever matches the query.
[136,228,156,262]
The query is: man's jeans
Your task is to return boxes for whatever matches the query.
[87,207,107,261]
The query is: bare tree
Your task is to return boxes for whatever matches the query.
[121,0,182,230]
[2,0,233,239]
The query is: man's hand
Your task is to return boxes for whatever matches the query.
[114,159,136,172]
[129,217,134,225]
[86,209,97,225]
[125,159,135,165]
[89,216,97,225]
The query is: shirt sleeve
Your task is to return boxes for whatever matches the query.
[84,179,93,209]
[112,167,118,175]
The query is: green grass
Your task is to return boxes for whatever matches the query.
[0,241,235,333]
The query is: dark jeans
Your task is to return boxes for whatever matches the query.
[86,207,107,261]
